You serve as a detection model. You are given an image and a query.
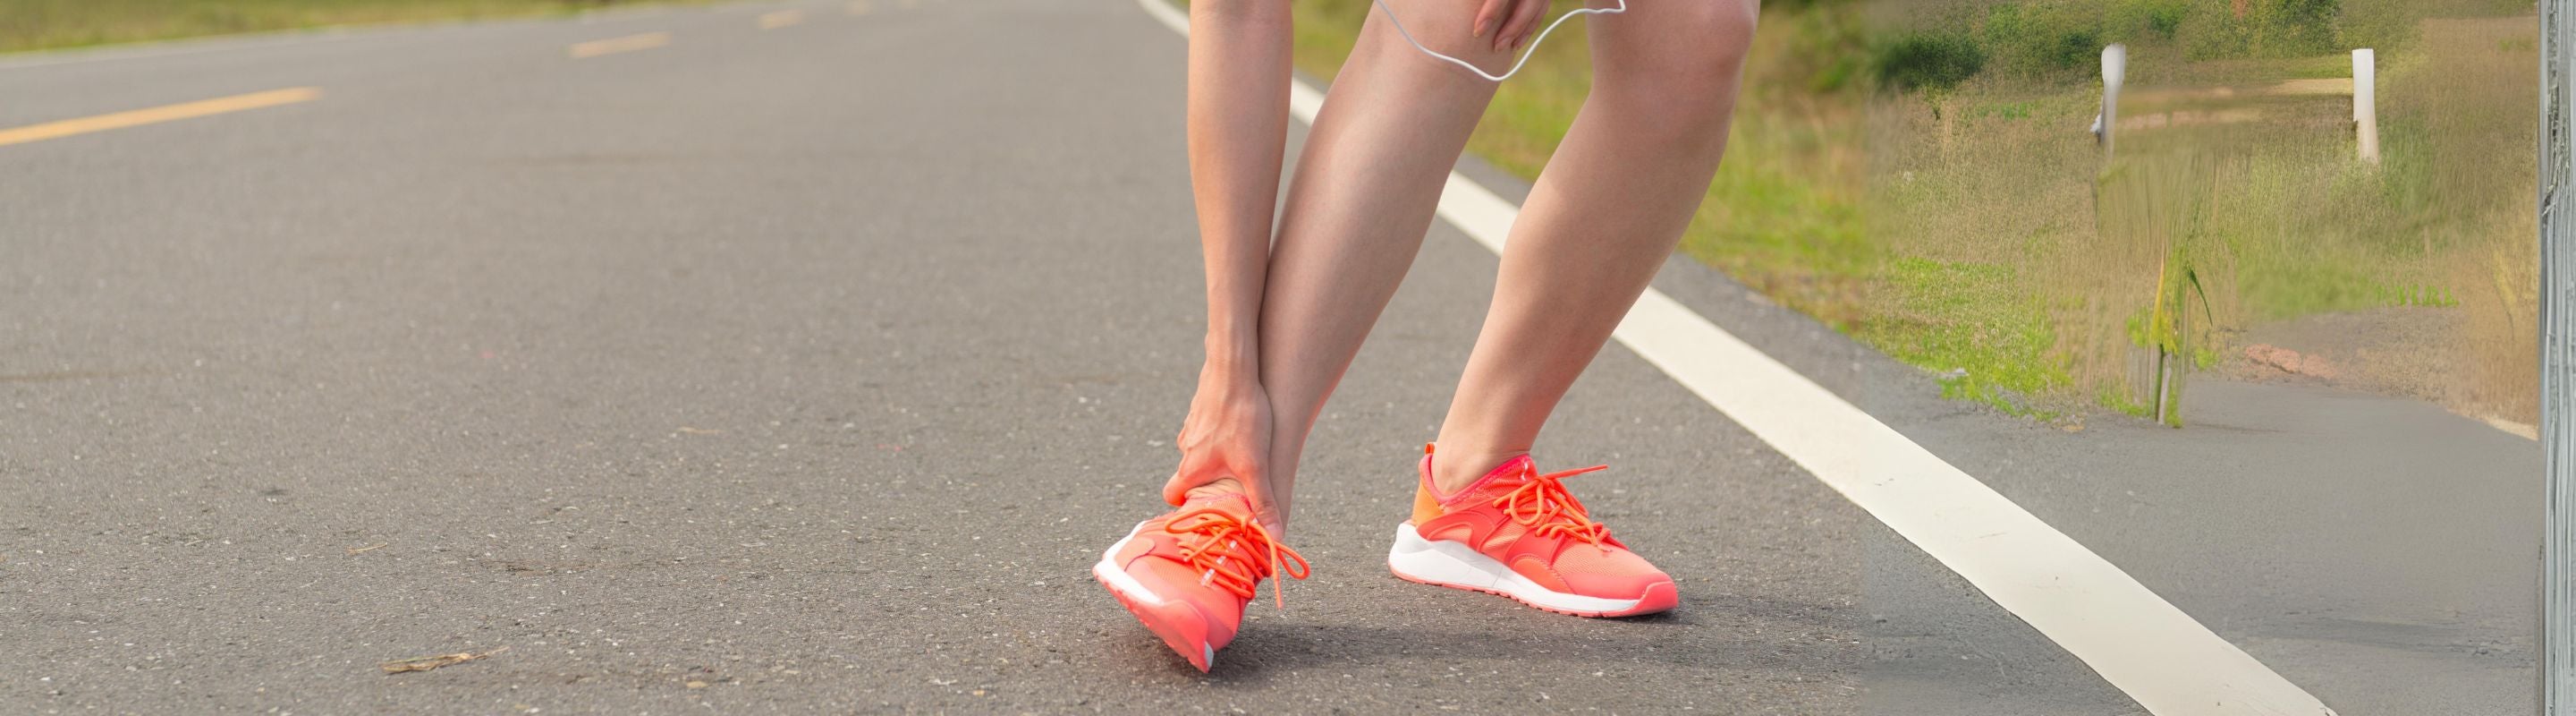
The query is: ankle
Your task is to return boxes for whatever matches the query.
[1184,477,1247,502]
[1429,448,1528,495]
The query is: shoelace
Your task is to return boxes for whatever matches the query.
[1161,507,1311,609]
[1493,464,1614,550]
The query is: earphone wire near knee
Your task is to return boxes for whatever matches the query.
[1370,0,1627,82]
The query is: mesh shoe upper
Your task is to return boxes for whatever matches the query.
[1410,452,1672,601]
[1101,493,1307,661]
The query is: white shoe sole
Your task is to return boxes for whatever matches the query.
[1093,520,1160,604]
[1093,519,1221,670]
[1385,523,1671,617]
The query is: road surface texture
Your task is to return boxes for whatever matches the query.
[0,1,2538,713]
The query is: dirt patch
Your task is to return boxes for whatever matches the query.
[2240,344,2342,381]
[2221,307,2530,426]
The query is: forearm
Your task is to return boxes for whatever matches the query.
[1186,0,1292,373]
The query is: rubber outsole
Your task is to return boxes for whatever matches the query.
[1094,562,1216,671]
[1391,568,1679,618]
[1386,523,1678,618]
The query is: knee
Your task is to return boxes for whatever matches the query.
[1597,2,1758,132]
[1363,0,1511,71]
[1666,2,1759,80]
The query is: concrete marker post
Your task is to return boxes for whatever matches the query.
[2100,44,2125,157]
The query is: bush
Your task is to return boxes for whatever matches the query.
[2184,0,2343,58]
[1981,2,2106,76]
[1872,30,1987,93]
[2105,0,2192,40]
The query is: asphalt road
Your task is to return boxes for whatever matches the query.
[0,1,2539,713]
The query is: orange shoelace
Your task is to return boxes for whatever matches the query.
[1493,464,1614,549]
[1161,507,1311,608]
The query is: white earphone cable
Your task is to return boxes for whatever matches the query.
[1369,0,1626,82]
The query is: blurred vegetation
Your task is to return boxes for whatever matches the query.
[1872,30,1985,94]
[1868,0,2538,422]
[0,0,692,53]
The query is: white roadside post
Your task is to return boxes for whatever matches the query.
[2099,44,2125,157]
[2353,48,2379,164]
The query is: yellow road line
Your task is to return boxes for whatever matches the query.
[758,10,804,29]
[0,87,321,148]
[846,0,871,15]
[567,31,670,59]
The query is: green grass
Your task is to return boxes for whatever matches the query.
[1862,258,2071,418]
[0,0,694,54]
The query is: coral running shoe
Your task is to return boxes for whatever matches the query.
[1388,445,1677,617]
[1093,493,1308,671]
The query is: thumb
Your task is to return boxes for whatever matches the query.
[1161,465,1192,507]
[1233,466,1284,533]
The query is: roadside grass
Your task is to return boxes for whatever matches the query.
[1869,4,2538,422]
[1863,257,2068,418]
[0,0,699,54]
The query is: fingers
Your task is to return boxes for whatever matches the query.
[1471,0,1510,39]
[1164,449,1264,507]
[1163,448,1212,507]
[1162,468,1191,507]
[1495,0,1546,52]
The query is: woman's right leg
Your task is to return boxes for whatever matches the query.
[1250,2,1509,527]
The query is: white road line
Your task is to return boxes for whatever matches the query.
[1136,1,2334,713]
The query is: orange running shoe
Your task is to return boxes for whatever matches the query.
[1092,493,1308,671]
[1387,445,1678,617]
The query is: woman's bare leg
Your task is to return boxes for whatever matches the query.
[1428,0,1759,491]
[1251,2,1512,525]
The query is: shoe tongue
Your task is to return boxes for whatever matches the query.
[1180,491,1256,517]
[1470,455,1539,491]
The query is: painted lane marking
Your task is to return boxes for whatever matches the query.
[1136,1,2334,713]
[759,10,805,30]
[0,87,320,148]
[567,31,669,59]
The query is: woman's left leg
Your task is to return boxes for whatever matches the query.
[1426,0,1760,492]
[1388,0,1758,618]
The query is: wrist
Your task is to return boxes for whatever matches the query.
[1201,337,1258,379]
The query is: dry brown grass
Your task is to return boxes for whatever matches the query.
[1864,9,2538,422]
[2409,17,2539,423]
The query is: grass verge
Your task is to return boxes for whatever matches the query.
[0,0,698,54]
